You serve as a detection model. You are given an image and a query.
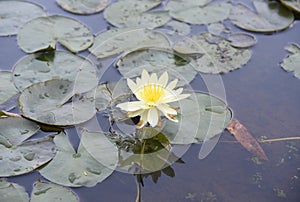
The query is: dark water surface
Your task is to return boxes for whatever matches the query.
[1,0,300,201]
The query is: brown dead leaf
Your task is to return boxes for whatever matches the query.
[227,119,269,160]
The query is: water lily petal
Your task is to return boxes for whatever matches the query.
[158,71,168,87]
[137,110,149,128]
[157,104,177,115]
[147,107,159,127]
[166,113,178,122]
[117,101,144,111]
[141,69,150,85]
[149,72,158,84]
[128,109,145,117]
[127,78,137,93]
[166,79,178,90]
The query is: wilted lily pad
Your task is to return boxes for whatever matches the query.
[0,117,57,177]
[17,15,93,53]
[13,51,97,93]
[0,71,18,106]
[89,28,170,58]
[230,1,294,33]
[31,181,79,202]
[280,43,300,79]
[280,0,300,13]
[116,48,197,86]
[227,33,257,48]
[18,79,96,126]
[166,0,231,25]
[173,33,252,73]
[162,92,232,144]
[40,132,116,187]
[0,179,29,202]
[104,0,170,28]
[56,0,109,14]
[0,0,46,36]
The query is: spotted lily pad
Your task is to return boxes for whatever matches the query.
[104,0,170,28]
[17,15,93,53]
[18,79,96,126]
[12,51,97,93]
[116,48,197,86]
[0,0,46,36]
[173,32,252,73]
[0,71,18,106]
[39,132,116,187]
[89,28,170,58]
[56,0,109,14]
[230,1,294,33]
[162,92,232,144]
[31,181,79,202]
[0,117,57,177]
[280,43,300,79]
[227,33,257,48]
[166,0,231,25]
[0,179,29,202]
[280,0,300,13]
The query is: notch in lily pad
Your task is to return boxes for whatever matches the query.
[17,15,94,53]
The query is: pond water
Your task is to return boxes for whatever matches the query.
[1,0,300,201]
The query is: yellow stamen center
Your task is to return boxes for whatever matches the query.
[139,84,164,103]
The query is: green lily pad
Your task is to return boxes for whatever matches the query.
[227,33,257,48]
[280,43,300,79]
[165,20,191,36]
[18,79,96,126]
[89,28,170,59]
[0,71,18,106]
[12,51,97,93]
[230,1,294,33]
[39,132,116,187]
[0,117,57,177]
[17,15,93,53]
[162,92,232,144]
[280,0,300,13]
[0,179,29,202]
[104,0,170,28]
[207,22,230,36]
[166,0,231,25]
[173,32,252,73]
[0,0,46,36]
[56,0,109,14]
[115,48,197,86]
[31,181,78,202]
[95,80,132,113]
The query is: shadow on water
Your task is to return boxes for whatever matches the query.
[0,0,300,201]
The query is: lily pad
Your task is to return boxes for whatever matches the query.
[0,71,18,106]
[0,0,46,36]
[0,117,57,177]
[18,79,96,126]
[162,92,232,144]
[164,20,191,36]
[17,15,93,53]
[280,0,300,13]
[39,132,116,187]
[56,0,109,14]
[227,33,257,48]
[89,28,170,59]
[13,51,97,93]
[280,43,300,79]
[166,0,231,25]
[173,32,252,73]
[229,1,294,33]
[207,22,230,36]
[31,181,78,202]
[116,48,197,86]
[104,0,170,28]
[0,180,29,202]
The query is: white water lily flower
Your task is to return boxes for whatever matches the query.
[117,70,190,128]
